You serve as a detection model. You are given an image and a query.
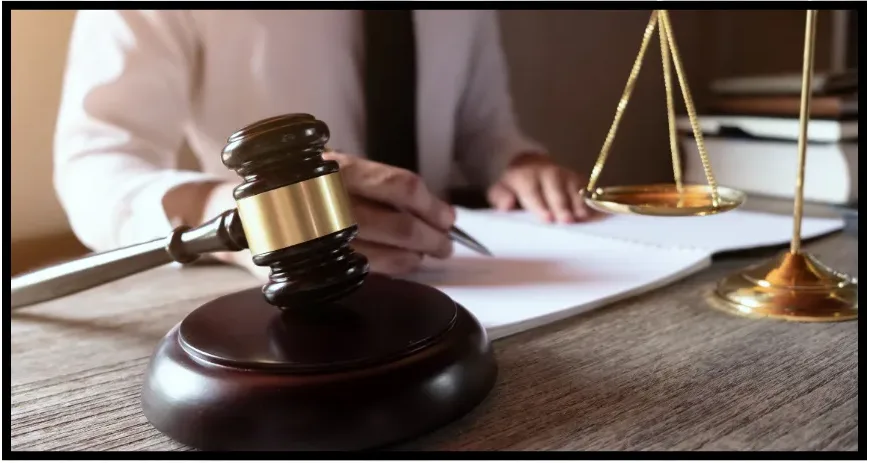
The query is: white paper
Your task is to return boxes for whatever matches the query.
[406,209,711,340]
[490,208,844,254]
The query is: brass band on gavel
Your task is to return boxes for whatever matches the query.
[236,172,356,256]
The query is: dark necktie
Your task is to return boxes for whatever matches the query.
[362,10,418,173]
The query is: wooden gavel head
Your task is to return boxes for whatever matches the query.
[220,113,369,309]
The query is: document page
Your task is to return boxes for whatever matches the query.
[490,209,845,254]
[407,209,711,340]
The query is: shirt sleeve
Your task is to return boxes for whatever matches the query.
[53,10,224,252]
[453,10,548,190]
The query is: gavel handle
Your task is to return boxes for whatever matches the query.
[11,238,176,309]
[10,209,248,310]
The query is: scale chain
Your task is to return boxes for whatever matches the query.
[658,10,683,195]
[658,10,720,207]
[585,10,721,209]
[585,11,659,193]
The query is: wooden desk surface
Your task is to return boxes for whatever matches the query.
[10,218,860,452]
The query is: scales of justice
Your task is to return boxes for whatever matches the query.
[9,9,857,451]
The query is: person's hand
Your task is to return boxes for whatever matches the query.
[324,151,456,275]
[487,152,591,224]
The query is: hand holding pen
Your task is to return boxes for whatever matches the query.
[322,152,490,275]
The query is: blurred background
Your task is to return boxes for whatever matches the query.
[10,9,859,275]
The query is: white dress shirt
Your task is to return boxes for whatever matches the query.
[53,10,544,252]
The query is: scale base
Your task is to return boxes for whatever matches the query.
[710,250,859,322]
[583,184,746,217]
[140,273,497,451]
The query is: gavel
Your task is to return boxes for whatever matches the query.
[11,114,367,310]
[10,114,497,451]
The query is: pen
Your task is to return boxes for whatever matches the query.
[448,226,493,257]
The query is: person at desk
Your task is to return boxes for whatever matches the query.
[53,10,591,279]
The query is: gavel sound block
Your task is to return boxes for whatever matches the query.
[139,114,498,450]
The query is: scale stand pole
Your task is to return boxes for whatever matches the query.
[708,10,858,323]
[790,9,818,254]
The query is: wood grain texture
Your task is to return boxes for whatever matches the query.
[9,234,860,452]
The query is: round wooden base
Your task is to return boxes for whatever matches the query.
[140,273,498,451]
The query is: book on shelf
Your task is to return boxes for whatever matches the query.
[676,114,859,144]
[710,69,857,96]
[677,114,859,206]
[681,136,858,206]
[708,94,858,119]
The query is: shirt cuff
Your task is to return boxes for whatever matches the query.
[117,170,227,246]
[486,132,548,187]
